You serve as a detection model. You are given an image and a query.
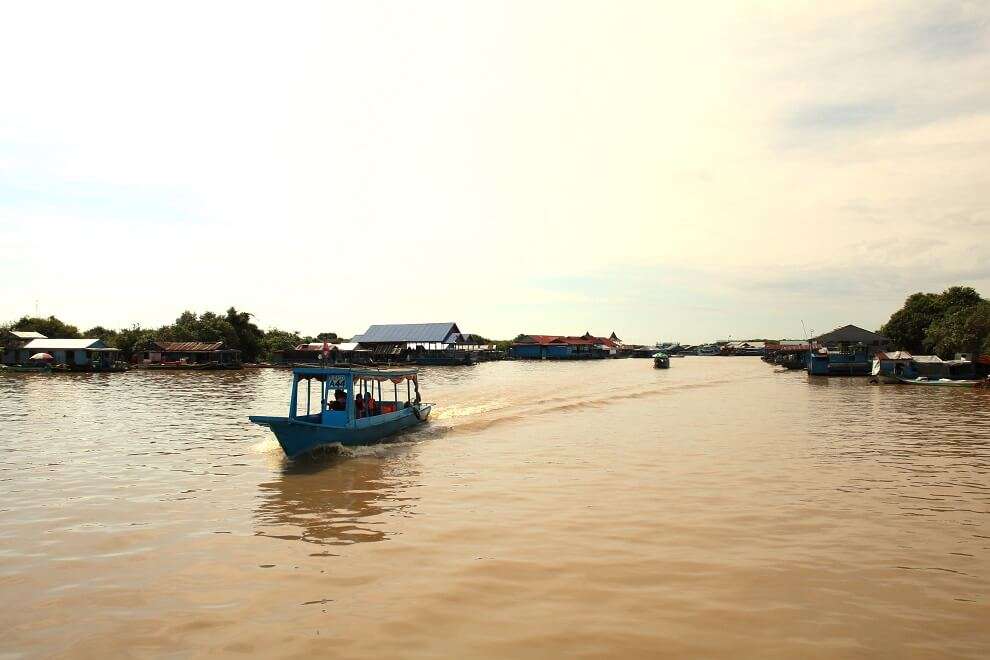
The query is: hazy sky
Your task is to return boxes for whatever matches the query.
[2,1,988,343]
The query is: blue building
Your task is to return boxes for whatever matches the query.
[18,338,120,369]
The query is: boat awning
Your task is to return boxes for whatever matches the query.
[292,366,419,381]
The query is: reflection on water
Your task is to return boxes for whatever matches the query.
[1,361,989,658]
[255,446,420,548]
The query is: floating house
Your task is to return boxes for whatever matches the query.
[872,351,984,382]
[509,332,621,360]
[871,351,917,382]
[813,325,891,354]
[351,322,498,364]
[17,338,121,370]
[764,341,812,369]
[2,330,47,365]
[721,341,766,356]
[807,325,891,376]
[139,341,241,369]
[273,342,371,366]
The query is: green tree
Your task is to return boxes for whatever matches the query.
[225,307,265,362]
[170,310,237,345]
[111,325,160,360]
[881,287,986,353]
[84,326,119,342]
[924,302,990,358]
[880,293,943,353]
[939,286,983,313]
[260,329,303,361]
[314,332,340,343]
[12,315,80,338]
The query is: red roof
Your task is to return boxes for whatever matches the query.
[517,335,564,345]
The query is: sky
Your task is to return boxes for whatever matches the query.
[1,1,988,344]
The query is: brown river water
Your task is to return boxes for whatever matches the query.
[1,358,989,658]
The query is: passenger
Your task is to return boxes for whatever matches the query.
[364,391,377,416]
[330,389,346,411]
[354,394,365,418]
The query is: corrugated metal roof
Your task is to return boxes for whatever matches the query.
[877,351,913,360]
[23,338,104,349]
[10,331,47,339]
[912,355,944,363]
[814,325,889,343]
[515,335,562,345]
[514,334,612,346]
[352,323,460,344]
[152,341,226,352]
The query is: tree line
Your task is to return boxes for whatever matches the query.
[880,286,990,357]
[1,308,339,363]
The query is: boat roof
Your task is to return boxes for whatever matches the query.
[292,366,419,379]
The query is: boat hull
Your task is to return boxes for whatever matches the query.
[895,377,981,387]
[1,364,52,373]
[250,405,432,458]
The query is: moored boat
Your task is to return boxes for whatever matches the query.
[249,367,432,458]
[1,364,52,373]
[895,376,985,387]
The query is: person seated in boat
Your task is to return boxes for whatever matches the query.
[354,394,365,418]
[363,391,377,416]
[330,389,346,411]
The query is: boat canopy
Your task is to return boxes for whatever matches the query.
[291,366,419,382]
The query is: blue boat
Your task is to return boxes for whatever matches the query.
[249,367,432,458]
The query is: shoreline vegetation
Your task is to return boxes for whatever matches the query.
[0,307,510,364]
[2,286,988,364]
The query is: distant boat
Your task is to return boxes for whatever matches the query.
[249,366,432,458]
[697,344,719,356]
[653,353,670,369]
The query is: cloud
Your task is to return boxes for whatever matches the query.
[1,1,988,343]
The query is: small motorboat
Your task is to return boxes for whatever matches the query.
[653,352,670,369]
[249,367,432,458]
[895,376,984,387]
[1,362,52,373]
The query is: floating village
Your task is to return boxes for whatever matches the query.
[3,319,989,458]
[3,321,988,383]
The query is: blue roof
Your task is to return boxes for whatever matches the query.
[351,323,460,344]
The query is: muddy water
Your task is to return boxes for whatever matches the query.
[1,359,989,658]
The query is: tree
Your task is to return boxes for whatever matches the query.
[260,329,303,361]
[880,293,943,353]
[169,310,238,346]
[84,326,118,342]
[881,287,986,353]
[939,286,983,313]
[314,332,340,343]
[225,307,265,362]
[12,315,80,338]
[111,325,160,360]
[924,302,990,358]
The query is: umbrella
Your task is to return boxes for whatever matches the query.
[29,353,54,361]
